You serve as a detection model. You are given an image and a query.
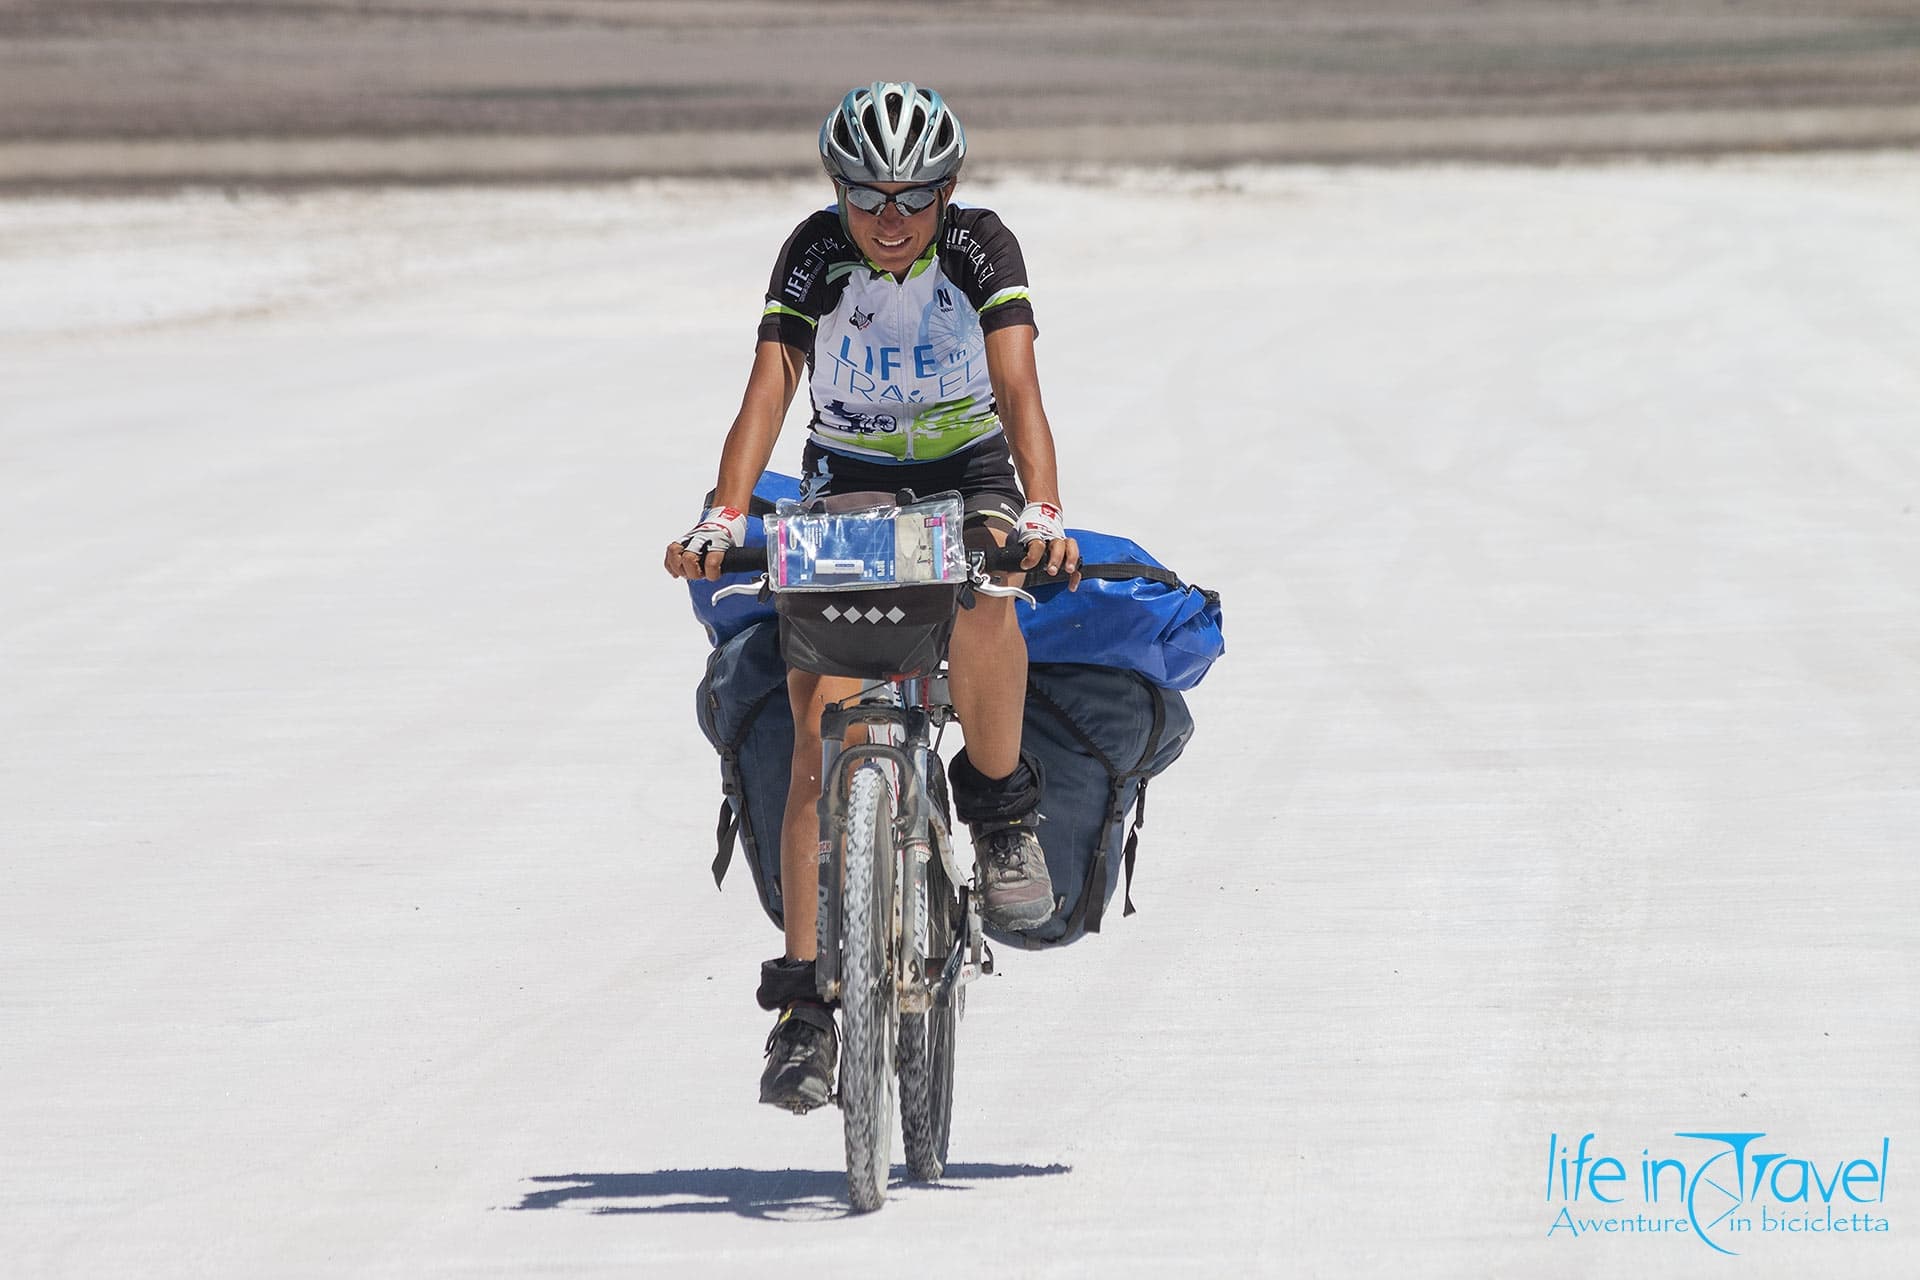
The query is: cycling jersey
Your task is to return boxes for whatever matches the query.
[757,205,1037,463]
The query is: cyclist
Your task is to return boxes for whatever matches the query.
[664,82,1080,1111]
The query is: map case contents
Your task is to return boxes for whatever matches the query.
[768,495,966,590]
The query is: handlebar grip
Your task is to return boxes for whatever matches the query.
[717,546,770,575]
[978,545,1076,578]
[978,545,1033,573]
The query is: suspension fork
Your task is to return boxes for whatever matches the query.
[813,695,928,1003]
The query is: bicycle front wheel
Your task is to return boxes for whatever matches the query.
[838,763,897,1213]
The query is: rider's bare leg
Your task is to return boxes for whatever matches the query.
[780,668,864,962]
[946,588,1027,778]
[948,525,1027,776]
[759,667,864,1111]
[944,528,1053,928]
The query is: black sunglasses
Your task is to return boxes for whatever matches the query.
[838,180,946,216]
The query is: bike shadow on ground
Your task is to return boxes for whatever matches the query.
[510,1162,1073,1220]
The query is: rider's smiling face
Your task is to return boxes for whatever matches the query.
[841,179,952,275]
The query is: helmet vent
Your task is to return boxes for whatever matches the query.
[832,113,859,157]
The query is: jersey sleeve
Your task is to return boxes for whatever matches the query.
[942,208,1037,336]
[756,211,848,349]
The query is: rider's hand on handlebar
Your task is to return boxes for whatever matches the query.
[665,505,745,582]
[1016,500,1081,590]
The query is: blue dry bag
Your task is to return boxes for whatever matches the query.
[1017,530,1223,691]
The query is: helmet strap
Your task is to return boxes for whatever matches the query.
[836,191,853,245]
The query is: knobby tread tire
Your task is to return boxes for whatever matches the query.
[897,997,957,1179]
[839,765,896,1213]
[898,821,958,1181]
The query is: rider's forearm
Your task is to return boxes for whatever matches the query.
[984,324,1061,509]
[712,341,804,510]
[1000,391,1062,509]
[711,412,782,513]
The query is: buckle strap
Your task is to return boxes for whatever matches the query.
[766,1001,837,1052]
[711,799,739,888]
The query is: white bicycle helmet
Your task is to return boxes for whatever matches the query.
[820,82,966,184]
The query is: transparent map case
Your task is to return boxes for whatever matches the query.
[766,494,967,591]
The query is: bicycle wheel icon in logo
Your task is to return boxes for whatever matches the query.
[1686,1152,1745,1256]
[918,292,981,373]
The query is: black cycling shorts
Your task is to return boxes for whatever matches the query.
[800,435,1024,543]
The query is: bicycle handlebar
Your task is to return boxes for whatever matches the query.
[712,543,1084,581]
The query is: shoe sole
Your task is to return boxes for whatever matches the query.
[981,897,1056,931]
[761,1083,833,1114]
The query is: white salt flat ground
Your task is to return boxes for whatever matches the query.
[2,157,1917,1278]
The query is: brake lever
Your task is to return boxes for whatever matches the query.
[711,574,772,603]
[969,571,1036,607]
[964,549,1040,606]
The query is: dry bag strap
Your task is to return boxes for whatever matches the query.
[711,800,739,888]
[708,683,784,889]
[1116,684,1165,919]
[1122,782,1148,917]
[1071,561,1183,588]
[1043,562,1219,612]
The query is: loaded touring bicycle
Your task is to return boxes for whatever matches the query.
[693,479,1222,1212]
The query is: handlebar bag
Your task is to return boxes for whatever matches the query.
[766,490,965,681]
[775,583,963,681]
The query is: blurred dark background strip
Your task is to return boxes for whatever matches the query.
[3,0,1918,185]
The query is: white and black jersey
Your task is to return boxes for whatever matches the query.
[758,205,1037,463]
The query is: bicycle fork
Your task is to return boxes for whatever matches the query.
[812,691,988,1013]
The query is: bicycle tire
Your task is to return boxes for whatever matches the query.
[898,835,959,1180]
[839,764,897,1213]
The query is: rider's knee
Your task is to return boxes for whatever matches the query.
[950,595,1023,659]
